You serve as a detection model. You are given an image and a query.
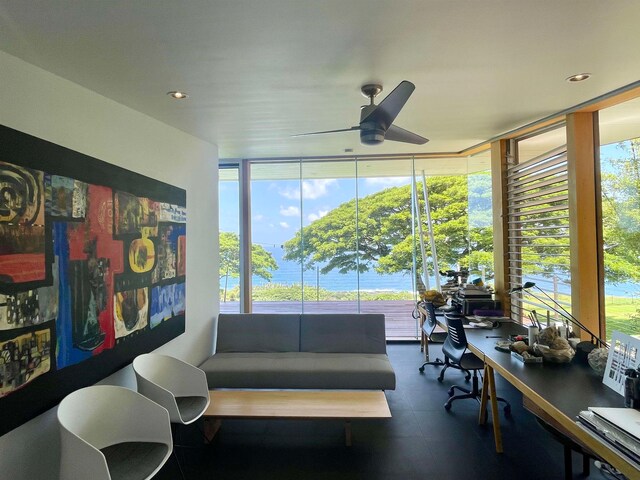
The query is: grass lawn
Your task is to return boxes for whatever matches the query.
[604,295,640,338]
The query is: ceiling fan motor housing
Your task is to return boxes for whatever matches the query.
[360,124,386,145]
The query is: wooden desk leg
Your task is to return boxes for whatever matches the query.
[486,365,503,453]
[203,417,222,444]
[478,364,489,425]
[344,419,352,447]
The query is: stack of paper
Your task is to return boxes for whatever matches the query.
[577,407,640,466]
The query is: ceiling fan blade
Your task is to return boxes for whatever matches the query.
[384,125,429,145]
[292,126,360,138]
[360,80,415,129]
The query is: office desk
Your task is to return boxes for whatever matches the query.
[461,322,638,479]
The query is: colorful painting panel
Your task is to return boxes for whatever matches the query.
[152,224,186,283]
[129,238,155,273]
[0,328,52,398]
[150,283,185,328]
[114,288,149,339]
[114,191,159,237]
[0,124,186,436]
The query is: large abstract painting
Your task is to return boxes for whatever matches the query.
[0,125,186,435]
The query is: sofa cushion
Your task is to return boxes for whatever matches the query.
[200,352,396,390]
[216,313,300,352]
[300,314,387,354]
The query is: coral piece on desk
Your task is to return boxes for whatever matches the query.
[588,347,608,376]
[510,341,529,354]
[550,337,571,351]
[537,326,558,347]
[534,342,575,363]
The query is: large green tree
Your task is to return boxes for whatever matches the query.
[282,175,494,278]
[219,232,278,300]
[601,139,640,283]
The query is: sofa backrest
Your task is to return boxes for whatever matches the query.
[216,313,300,352]
[300,314,387,354]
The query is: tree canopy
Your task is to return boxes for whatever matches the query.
[219,231,278,281]
[282,175,494,278]
[601,139,640,284]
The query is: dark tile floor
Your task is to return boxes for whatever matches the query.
[156,343,611,480]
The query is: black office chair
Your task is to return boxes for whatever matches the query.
[418,301,446,372]
[428,309,472,382]
[441,314,510,415]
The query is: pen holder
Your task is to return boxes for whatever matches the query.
[527,326,539,345]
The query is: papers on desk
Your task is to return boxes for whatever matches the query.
[465,316,511,329]
[576,408,640,467]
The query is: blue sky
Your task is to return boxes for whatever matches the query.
[219,141,628,248]
[220,176,411,248]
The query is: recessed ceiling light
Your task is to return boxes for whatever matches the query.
[566,73,591,83]
[167,90,189,99]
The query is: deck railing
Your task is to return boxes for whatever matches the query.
[219,300,419,339]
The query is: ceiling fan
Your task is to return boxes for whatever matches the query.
[294,80,428,146]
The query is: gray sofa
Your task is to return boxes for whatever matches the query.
[199,313,396,390]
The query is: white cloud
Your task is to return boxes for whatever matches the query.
[307,209,329,222]
[279,221,290,229]
[253,214,265,221]
[279,179,337,200]
[279,205,300,217]
[364,177,410,186]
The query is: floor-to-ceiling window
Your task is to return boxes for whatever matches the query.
[599,97,640,339]
[249,161,302,313]
[218,167,241,313]
[356,158,417,338]
[467,151,494,285]
[220,153,493,338]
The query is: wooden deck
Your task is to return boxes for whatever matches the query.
[219,300,420,339]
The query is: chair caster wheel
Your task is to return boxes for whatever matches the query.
[419,366,425,373]
[464,374,471,382]
[447,387,454,397]
[437,376,444,383]
[444,403,452,411]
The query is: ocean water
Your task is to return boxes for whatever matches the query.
[224,246,463,293]
[220,246,640,297]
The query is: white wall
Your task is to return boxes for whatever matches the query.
[0,50,219,479]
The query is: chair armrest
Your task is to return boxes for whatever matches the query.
[59,425,111,480]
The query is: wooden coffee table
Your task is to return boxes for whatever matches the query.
[203,389,391,446]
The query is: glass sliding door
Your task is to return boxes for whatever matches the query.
[356,158,418,338]
[250,161,302,312]
[297,159,358,313]
[467,151,494,286]
[599,97,640,339]
[218,167,241,313]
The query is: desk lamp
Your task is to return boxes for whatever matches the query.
[509,282,609,349]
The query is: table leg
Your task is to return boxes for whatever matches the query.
[344,419,352,447]
[203,417,222,444]
[478,364,489,425]
[486,365,503,453]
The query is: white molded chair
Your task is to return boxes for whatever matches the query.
[57,385,173,480]
[132,354,210,426]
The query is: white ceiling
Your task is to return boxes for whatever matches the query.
[1,1,640,160]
